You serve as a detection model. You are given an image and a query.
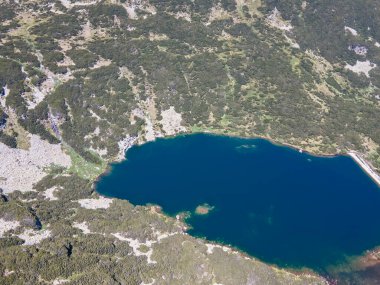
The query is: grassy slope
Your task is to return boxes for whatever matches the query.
[1,0,380,284]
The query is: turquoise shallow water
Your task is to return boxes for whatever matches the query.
[96,134,380,272]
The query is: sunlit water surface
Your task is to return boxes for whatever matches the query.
[96,134,380,273]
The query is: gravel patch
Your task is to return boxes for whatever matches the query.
[0,135,71,193]
[17,228,52,245]
[0,219,20,237]
[77,196,113,209]
[345,60,377,77]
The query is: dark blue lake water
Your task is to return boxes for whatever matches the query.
[96,134,380,272]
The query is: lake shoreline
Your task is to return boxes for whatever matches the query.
[96,131,380,283]
[188,130,380,188]
[348,151,380,187]
[98,133,380,269]
[130,130,380,188]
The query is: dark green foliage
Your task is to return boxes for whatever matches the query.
[0,2,379,283]
[88,3,128,28]
[136,13,216,46]
[0,109,8,123]
[81,150,102,165]
[43,51,64,64]
[0,201,41,231]
[24,66,47,86]
[343,70,371,89]
[31,14,82,39]
[227,23,254,37]
[34,36,60,52]
[0,4,15,20]
[48,63,138,159]
[43,57,68,73]
[221,0,237,11]
[0,237,24,248]
[0,132,17,148]
[369,67,380,88]
[264,0,380,65]
[66,49,98,69]
[5,84,27,116]
[34,174,93,202]
[0,58,25,87]
[19,102,60,144]
[325,76,343,92]
[20,118,59,144]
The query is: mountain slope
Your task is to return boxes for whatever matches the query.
[0,0,380,284]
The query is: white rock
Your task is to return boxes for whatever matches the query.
[52,279,70,285]
[267,8,293,31]
[160,106,187,136]
[117,135,137,160]
[345,26,358,36]
[140,279,156,285]
[0,85,10,108]
[0,219,20,237]
[59,0,100,9]
[0,135,71,193]
[43,187,59,201]
[73,221,91,234]
[3,269,15,277]
[345,60,377,77]
[112,233,157,264]
[18,228,51,245]
[77,196,113,209]
[349,45,368,56]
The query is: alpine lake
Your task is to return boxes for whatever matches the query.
[96,134,380,275]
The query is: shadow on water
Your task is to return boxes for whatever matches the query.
[96,134,380,282]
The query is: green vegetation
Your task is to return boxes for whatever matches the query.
[2,0,379,164]
[0,173,327,285]
[0,0,379,283]
[66,49,98,69]
[64,145,106,180]
[88,3,128,28]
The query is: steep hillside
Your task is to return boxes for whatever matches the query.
[0,0,380,284]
